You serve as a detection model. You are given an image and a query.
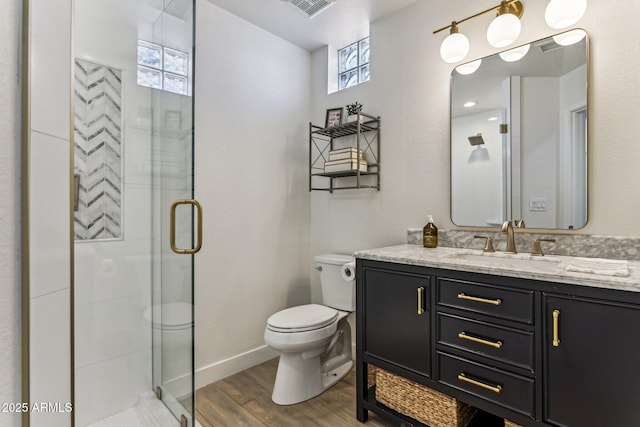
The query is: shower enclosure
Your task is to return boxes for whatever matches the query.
[73,0,197,425]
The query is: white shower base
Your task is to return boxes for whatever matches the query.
[86,392,200,427]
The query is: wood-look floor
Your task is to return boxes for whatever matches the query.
[195,358,397,427]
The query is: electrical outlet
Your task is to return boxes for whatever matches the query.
[529,197,547,211]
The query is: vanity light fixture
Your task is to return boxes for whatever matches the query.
[434,0,524,63]
[455,59,482,75]
[552,28,587,46]
[486,1,524,48]
[439,22,470,63]
[499,43,530,62]
[545,0,587,29]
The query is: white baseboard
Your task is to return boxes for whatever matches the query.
[195,345,279,390]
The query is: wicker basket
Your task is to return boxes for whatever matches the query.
[504,420,523,427]
[375,368,476,427]
[367,365,377,388]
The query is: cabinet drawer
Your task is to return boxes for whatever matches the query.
[438,352,534,417]
[438,313,534,371]
[437,278,534,324]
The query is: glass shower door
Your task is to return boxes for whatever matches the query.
[73,0,196,426]
[150,1,197,426]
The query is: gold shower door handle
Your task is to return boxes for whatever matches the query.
[170,199,203,255]
[552,309,560,347]
[417,287,425,314]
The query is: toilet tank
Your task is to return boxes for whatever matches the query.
[314,254,355,312]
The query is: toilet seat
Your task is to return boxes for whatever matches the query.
[267,304,338,333]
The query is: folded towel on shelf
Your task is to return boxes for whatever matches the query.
[564,257,630,277]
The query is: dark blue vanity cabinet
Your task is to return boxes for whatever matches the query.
[356,258,640,427]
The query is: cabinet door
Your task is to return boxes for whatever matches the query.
[363,268,430,376]
[544,294,640,427]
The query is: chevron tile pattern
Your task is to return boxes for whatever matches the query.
[74,59,123,240]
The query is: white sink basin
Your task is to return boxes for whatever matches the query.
[441,251,563,272]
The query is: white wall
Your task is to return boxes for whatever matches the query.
[558,64,588,229]
[521,77,559,228]
[0,0,21,426]
[451,109,504,226]
[194,0,311,387]
[310,0,640,302]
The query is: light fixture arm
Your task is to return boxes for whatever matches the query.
[433,0,524,35]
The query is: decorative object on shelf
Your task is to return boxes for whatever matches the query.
[345,101,363,122]
[434,0,587,64]
[324,159,368,174]
[325,145,367,174]
[325,107,343,128]
[328,147,362,161]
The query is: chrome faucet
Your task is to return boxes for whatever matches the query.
[501,220,517,254]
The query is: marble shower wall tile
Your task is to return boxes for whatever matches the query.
[74,59,123,240]
[407,229,640,261]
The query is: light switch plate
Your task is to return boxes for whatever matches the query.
[529,197,547,211]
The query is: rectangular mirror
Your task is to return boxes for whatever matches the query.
[451,29,588,230]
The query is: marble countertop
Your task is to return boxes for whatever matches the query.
[354,244,640,293]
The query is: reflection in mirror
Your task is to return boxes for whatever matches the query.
[451,29,587,230]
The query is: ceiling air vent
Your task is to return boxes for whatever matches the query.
[536,39,562,54]
[283,0,336,18]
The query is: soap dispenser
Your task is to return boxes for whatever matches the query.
[423,215,438,248]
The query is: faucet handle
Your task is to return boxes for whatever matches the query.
[514,220,526,229]
[531,238,556,256]
[474,235,495,253]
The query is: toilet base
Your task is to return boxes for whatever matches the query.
[271,320,352,405]
[271,355,353,406]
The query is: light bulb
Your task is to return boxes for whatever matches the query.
[440,32,470,63]
[455,59,482,75]
[487,13,522,48]
[553,29,587,46]
[499,44,530,62]
[545,0,587,29]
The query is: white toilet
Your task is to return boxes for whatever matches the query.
[264,254,355,405]
[142,302,193,398]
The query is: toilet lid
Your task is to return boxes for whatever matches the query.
[267,304,338,333]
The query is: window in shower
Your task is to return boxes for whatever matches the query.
[137,40,191,95]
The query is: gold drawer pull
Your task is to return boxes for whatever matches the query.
[457,293,502,306]
[457,373,502,394]
[552,309,560,347]
[458,332,503,349]
[417,287,425,315]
